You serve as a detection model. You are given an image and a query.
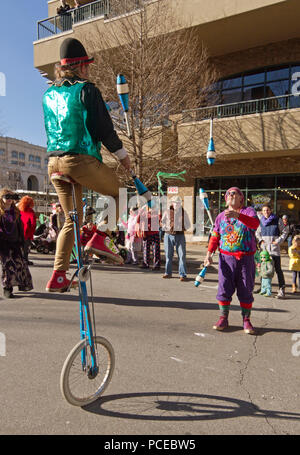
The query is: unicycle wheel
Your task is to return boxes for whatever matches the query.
[60,336,115,406]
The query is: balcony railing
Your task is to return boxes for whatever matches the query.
[37,0,110,40]
[37,0,148,40]
[182,94,300,122]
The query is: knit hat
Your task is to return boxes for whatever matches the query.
[225,187,244,203]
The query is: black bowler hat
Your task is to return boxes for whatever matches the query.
[60,38,94,66]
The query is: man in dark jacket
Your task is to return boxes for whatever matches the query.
[256,204,289,299]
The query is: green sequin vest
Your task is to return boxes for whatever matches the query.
[43,81,102,162]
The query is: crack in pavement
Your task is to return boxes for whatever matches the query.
[237,309,282,434]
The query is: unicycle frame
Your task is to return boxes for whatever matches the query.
[69,185,98,376]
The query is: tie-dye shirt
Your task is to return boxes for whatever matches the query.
[209,207,259,254]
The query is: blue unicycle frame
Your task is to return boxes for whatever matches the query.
[69,186,98,378]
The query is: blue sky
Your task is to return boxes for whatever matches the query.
[0,0,49,147]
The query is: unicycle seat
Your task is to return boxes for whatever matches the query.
[50,172,77,185]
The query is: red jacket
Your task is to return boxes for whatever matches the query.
[20,208,36,241]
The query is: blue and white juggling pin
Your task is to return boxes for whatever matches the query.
[194,266,208,287]
[194,188,214,287]
[117,74,131,138]
[207,117,216,165]
[130,169,154,208]
[199,188,214,227]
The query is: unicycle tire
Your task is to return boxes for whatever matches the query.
[60,336,115,406]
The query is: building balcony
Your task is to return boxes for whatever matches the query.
[177,93,300,177]
[35,0,300,80]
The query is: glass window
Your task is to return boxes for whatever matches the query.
[220,176,246,190]
[243,85,265,100]
[244,72,265,86]
[248,190,275,212]
[35,156,41,162]
[222,76,242,89]
[247,175,275,189]
[11,150,18,158]
[277,175,300,188]
[19,152,25,160]
[266,80,289,98]
[11,160,18,165]
[276,189,300,222]
[0,149,5,156]
[267,66,289,81]
[29,154,34,161]
[221,88,242,104]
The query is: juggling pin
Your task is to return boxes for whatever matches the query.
[194,266,208,287]
[194,253,214,287]
[116,74,131,138]
[130,169,154,208]
[199,188,214,228]
[207,117,216,165]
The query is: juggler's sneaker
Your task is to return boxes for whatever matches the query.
[213,316,228,331]
[84,230,124,264]
[46,270,78,293]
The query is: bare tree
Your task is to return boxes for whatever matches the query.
[85,0,218,188]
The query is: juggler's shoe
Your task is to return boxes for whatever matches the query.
[213,315,228,331]
[84,230,124,264]
[46,270,78,293]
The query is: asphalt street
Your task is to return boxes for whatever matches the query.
[0,244,299,435]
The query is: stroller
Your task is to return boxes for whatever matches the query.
[32,224,57,254]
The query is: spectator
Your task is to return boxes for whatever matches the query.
[256,205,289,299]
[125,207,140,265]
[74,0,81,7]
[0,188,33,298]
[57,0,71,15]
[50,203,65,234]
[161,196,191,281]
[80,221,97,246]
[84,205,96,224]
[258,250,274,297]
[282,215,292,248]
[204,187,259,334]
[137,205,161,270]
[288,234,300,294]
[18,196,36,266]
[57,1,72,32]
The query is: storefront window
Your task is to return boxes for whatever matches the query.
[196,174,300,224]
[276,188,300,222]
[247,190,274,212]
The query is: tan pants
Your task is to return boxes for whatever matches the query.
[48,154,121,271]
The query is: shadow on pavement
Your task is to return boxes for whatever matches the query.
[29,292,289,314]
[82,391,300,422]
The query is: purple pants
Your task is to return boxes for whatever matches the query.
[217,253,255,305]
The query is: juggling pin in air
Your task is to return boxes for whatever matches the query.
[199,188,214,228]
[130,169,154,208]
[207,117,216,165]
[116,74,131,138]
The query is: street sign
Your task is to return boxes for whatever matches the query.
[167,187,178,194]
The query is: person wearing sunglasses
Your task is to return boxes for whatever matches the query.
[0,188,33,298]
[203,187,259,334]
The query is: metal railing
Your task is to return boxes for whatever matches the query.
[37,0,149,40]
[37,0,110,40]
[182,94,300,122]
